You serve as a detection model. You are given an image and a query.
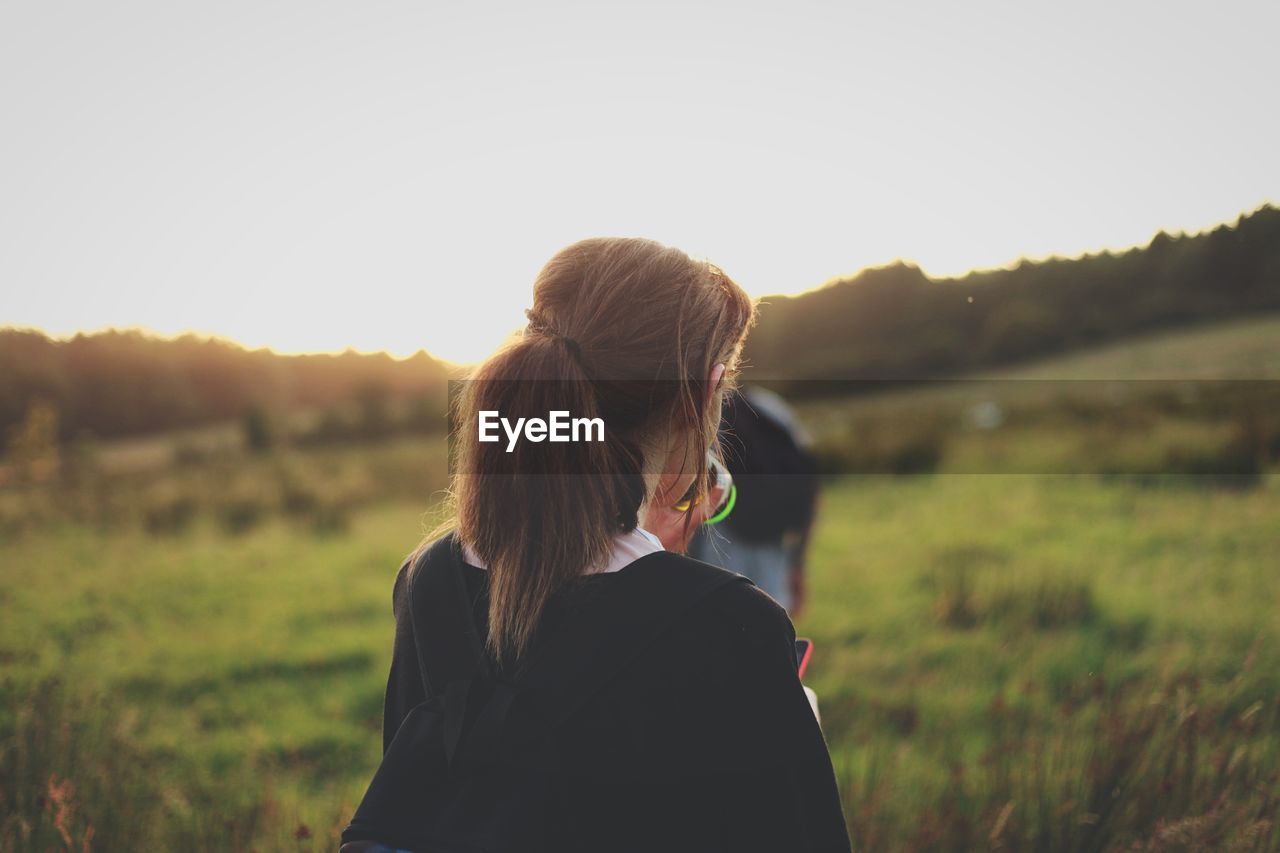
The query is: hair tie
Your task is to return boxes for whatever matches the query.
[524,308,584,362]
[558,335,584,360]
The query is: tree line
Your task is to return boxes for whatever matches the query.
[0,331,450,442]
[744,203,1280,385]
[3,203,1277,442]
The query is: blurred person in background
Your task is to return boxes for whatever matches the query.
[690,385,821,619]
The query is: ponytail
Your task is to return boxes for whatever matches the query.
[453,333,647,664]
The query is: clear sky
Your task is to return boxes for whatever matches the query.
[2,1,1276,364]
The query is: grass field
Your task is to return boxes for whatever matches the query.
[3,316,1280,850]
[3,472,1279,850]
[804,473,1280,849]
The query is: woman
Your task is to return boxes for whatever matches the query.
[346,238,850,852]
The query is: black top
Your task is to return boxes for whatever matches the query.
[716,389,820,543]
[379,541,852,852]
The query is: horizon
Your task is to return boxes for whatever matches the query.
[6,200,1273,365]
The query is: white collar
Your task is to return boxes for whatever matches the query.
[461,525,664,575]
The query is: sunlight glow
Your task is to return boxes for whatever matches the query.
[2,1,1276,364]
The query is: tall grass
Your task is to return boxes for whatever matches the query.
[836,644,1280,850]
[0,678,358,851]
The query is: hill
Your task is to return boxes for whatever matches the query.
[745,204,1280,384]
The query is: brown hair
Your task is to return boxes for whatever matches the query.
[439,237,755,666]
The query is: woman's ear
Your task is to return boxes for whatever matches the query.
[705,363,726,410]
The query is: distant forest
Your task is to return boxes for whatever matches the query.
[745,204,1280,383]
[0,331,449,441]
[2,204,1277,442]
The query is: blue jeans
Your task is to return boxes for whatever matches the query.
[689,529,793,613]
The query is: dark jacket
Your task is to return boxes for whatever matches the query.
[380,535,852,853]
[715,386,820,544]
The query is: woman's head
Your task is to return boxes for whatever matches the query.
[449,237,755,664]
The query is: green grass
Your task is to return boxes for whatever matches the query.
[1,505,439,850]
[800,473,1280,849]
[3,472,1279,849]
[983,313,1280,380]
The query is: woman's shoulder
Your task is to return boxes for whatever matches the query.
[672,550,791,617]
[635,551,796,654]
[389,533,463,618]
[392,532,479,586]
[398,531,495,598]
[591,555,803,761]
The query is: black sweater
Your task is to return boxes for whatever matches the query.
[380,540,852,853]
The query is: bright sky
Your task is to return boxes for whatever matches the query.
[2,1,1277,364]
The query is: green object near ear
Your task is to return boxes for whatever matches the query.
[704,483,736,525]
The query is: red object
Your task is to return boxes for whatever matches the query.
[795,638,813,679]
